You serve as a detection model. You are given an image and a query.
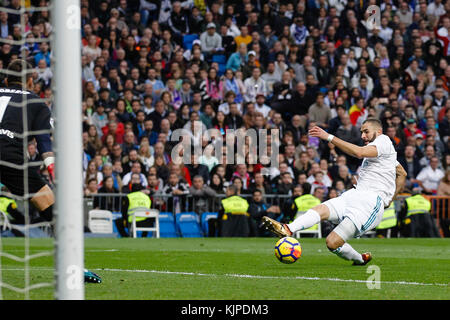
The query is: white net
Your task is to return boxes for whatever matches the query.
[0,0,54,300]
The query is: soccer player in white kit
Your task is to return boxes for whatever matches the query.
[263,119,407,265]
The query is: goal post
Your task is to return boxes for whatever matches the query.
[52,0,84,300]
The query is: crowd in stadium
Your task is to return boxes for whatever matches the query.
[0,0,449,219]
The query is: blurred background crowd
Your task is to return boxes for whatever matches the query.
[0,0,449,216]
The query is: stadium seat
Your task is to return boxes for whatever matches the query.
[159,212,179,238]
[212,54,226,64]
[183,34,199,50]
[176,212,203,237]
[200,212,218,236]
[129,208,160,238]
[88,210,114,234]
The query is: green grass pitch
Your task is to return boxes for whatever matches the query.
[0,237,449,300]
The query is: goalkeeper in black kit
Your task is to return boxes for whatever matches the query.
[0,59,101,284]
[0,59,55,222]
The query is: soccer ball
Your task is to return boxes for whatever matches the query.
[274,237,302,264]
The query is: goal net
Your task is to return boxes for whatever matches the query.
[0,0,84,300]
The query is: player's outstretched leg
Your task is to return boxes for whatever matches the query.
[263,205,327,238]
[326,221,372,265]
[261,216,292,238]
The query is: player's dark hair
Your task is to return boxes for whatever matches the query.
[362,118,382,129]
[6,59,33,86]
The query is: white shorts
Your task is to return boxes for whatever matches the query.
[323,188,384,239]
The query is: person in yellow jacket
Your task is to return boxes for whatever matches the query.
[399,191,440,237]
[116,173,153,237]
[219,185,250,237]
[0,194,25,237]
[375,202,398,238]
[292,183,322,237]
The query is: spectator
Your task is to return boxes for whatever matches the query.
[225,102,244,130]
[261,61,281,98]
[186,154,210,185]
[121,161,148,189]
[200,22,222,60]
[83,160,103,190]
[254,93,271,118]
[153,155,170,183]
[218,90,239,115]
[221,69,245,104]
[199,67,223,106]
[415,156,445,194]
[335,113,362,149]
[248,189,280,237]
[189,175,216,215]
[271,71,296,116]
[198,144,219,172]
[290,16,309,46]
[312,185,326,202]
[243,67,267,103]
[277,172,294,195]
[296,56,318,84]
[84,178,99,196]
[162,172,190,213]
[93,176,121,212]
[399,145,423,191]
[226,43,248,72]
[308,92,332,129]
[234,25,252,51]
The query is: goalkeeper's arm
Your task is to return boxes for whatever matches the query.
[36,133,55,180]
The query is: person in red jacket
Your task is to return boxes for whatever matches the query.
[403,118,425,140]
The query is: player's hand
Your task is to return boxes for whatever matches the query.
[308,126,328,140]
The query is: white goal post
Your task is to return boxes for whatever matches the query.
[52,0,84,300]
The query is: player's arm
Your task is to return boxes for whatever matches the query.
[393,163,407,200]
[385,163,407,208]
[308,126,377,159]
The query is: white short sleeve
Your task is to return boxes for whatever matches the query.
[368,135,392,157]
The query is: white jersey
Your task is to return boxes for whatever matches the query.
[355,134,397,207]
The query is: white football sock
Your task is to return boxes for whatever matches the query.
[287,209,321,233]
[332,243,364,263]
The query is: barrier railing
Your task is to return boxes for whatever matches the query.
[83,193,450,237]
[423,196,449,238]
[84,193,292,217]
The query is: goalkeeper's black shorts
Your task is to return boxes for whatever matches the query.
[0,145,47,198]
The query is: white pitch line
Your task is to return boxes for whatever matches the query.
[97,268,449,287]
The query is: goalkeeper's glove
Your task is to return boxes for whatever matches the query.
[44,156,55,183]
[84,269,102,284]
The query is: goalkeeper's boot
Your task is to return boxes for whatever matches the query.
[352,252,372,266]
[84,269,102,283]
[262,216,292,238]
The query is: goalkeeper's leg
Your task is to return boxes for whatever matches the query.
[1,166,54,222]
